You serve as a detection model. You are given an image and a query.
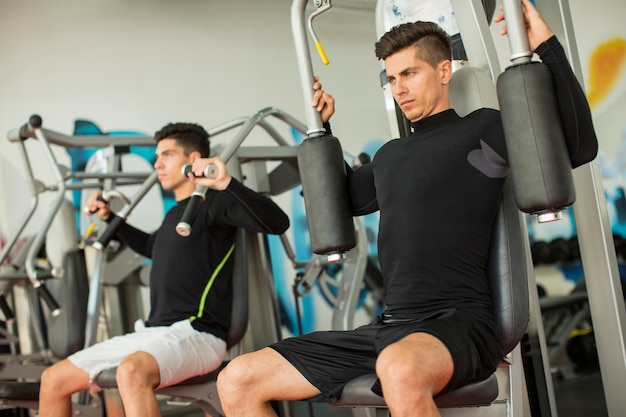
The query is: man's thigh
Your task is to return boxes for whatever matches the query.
[270,326,379,402]
[375,312,502,393]
[68,319,226,390]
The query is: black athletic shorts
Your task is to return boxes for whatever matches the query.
[270,308,503,402]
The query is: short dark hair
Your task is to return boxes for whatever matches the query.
[375,21,452,68]
[154,122,211,158]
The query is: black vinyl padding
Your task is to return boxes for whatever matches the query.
[0,381,40,401]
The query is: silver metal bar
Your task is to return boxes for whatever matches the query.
[331,218,368,331]
[70,172,151,180]
[35,129,153,148]
[114,171,159,219]
[189,107,301,205]
[206,107,307,144]
[501,0,533,64]
[84,250,106,348]
[291,0,325,136]
[0,141,41,266]
[23,128,68,282]
[450,0,502,79]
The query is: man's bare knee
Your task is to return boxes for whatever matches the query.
[41,365,65,394]
[377,344,421,388]
[376,333,453,398]
[116,352,158,391]
[40,360,90,401]
[217,353,255,394]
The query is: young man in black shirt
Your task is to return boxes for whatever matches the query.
[215,2,598,416]
[38,122,289,416]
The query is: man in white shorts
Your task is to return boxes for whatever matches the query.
[38,122,289,417]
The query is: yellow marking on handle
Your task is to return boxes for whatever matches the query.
[85,221,97,238]
[316,41,329,65]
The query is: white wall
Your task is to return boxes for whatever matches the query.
[0,0,389,238]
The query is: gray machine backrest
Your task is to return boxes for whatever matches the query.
[450,65,529,354]
[449,66,500,116]
[225,228,249,348]
[46,199,89,358]
[489,178,530,354]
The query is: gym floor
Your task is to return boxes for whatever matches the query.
[549,333,608,417]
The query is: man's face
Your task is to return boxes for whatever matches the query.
[384,46,450,123]
[153,138,194,191]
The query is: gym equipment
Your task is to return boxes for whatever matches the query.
[6,115,70,315]
[540,290,591,367]
[284,216,373,332]
[496,0,575,224]
[0,200,88,373]
[543,275,626,373]
[292,0,356,262]
[566,331,598,368]
[0,116,156,415]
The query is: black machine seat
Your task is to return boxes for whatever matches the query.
[334,372,499,408]
[95,362,227,389]
[330,178,531,411]
[0,381,40,402]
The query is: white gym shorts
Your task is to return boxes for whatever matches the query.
[68,318,227,393]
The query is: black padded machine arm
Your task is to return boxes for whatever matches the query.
[496,0,575,223]
[291,0,355,262]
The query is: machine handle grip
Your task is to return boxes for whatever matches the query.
[176,191,206,237]
[8,114,43,142]
[181,164,218,179]
[93,215,125,252]
[84,193,109,215]
[176,164,214,237]
[37,284,61,317]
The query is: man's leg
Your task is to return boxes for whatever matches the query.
[115,351,161,417]
[39,359,91,417]
[217,347,321,417]
[376,332,454,417]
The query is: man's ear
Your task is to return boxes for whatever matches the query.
[439,60,453,85]
[188,150,202,162]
